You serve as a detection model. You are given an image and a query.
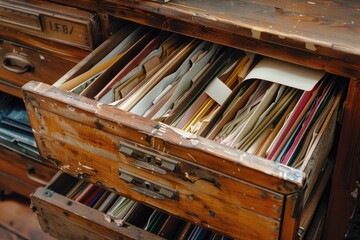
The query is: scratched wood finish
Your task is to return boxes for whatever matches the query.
[281,192,302,240]
[23,85,282,239]
[23,82,303,194]
[0,39,76,96]
[52,0,360,78]
[31,111,285,220]
[324,78,360,239]
[0,26,89,63]
[31,187,162,240]
[19,1,358,239]
[0,0,101,50]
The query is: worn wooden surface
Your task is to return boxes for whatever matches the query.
[0,26,89,62]
[23,82,303,193]
[0,39,76,95]
[23,83,283,239]
[0,172,35,197]
[0,0,101,50]
[325,78,360,239]
[32,187,167,240]
[52,0,360,78]
[19,1,360,239]
[0,80,22,98]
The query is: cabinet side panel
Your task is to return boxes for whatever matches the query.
[325,79,360,239]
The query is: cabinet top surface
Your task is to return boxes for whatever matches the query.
[157,0,360,55]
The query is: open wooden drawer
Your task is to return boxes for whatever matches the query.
[23,23,344,239]
[32,171,231,239]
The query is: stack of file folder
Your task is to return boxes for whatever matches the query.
[0,91,39,160]
[59,25,343,168]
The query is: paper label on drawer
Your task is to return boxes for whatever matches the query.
[43,15,90,48]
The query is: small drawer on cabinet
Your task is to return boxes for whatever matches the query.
[23,24,345,239]
[0,39,77,95]
[31,172,231,240]
[0,0,101,50]
[0,146,57,188]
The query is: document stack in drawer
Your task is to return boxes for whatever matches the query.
[23,23,345,239]
[59,25,341,170]
[0,91,39,160]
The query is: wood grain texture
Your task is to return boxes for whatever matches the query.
[0,26,89,62]
[0,0,101,50]
[23,82,304,194]
[0,172,35,197]
[23,92,282,239]
[280,192,302,240]
[0,146,57,187]
[56,0,360,78]
[324,79,360,239]
[0,80,22,98]
[0,39,76,88]
[31,187,169,240]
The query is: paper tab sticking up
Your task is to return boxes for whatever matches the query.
[244,57,326,91]
[205,77,232,105]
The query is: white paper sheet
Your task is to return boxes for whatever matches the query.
[244,57,325,91]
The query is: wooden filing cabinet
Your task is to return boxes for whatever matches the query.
[21,1,360,239]
[0,0,106,200]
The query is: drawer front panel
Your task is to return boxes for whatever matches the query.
[0,0,100,50]
[28,107,284,220]
[0,40,76,89]
[0,146,56,187]
[27,109,282,239]
[0,172,35,196]
[31,187,162,240]
[23,82,303,195]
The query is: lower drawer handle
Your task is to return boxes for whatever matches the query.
[119,169,178,201]
[27,167,48,185]
[2,53,34,74]
[130,186,166,200]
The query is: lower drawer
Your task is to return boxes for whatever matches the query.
[0,146,57,191]
[31,172,230,240]
[0,172,35,197]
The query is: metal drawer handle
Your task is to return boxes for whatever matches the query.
[119,169,178,201]
[119,142,178,175]
[2,53,34,74]
[27,167,48,185]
